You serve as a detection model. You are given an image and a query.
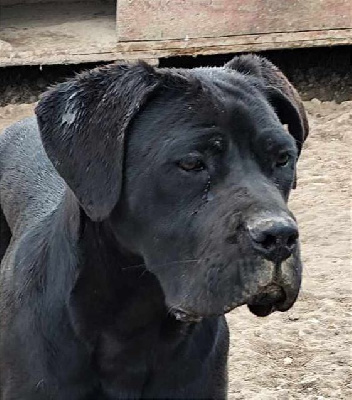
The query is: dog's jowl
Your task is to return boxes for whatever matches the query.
[0,55,309,399]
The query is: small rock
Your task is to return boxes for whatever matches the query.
[288,314,299,321]
[300,377,318,388]
[311,98,321,106]
[283,357,293,365]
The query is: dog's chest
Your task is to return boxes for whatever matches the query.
[93,317,195,398]
[94,330,151,396]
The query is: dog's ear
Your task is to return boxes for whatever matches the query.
[225,55,309,156]
[35,62,161,221]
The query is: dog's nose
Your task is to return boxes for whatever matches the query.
[247,216,298,262]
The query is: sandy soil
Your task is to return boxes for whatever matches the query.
[0,99,351,399]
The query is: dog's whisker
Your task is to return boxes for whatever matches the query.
[121,259,203,271]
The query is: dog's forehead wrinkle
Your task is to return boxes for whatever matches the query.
[191,67,263,101]
[130,77,277,159]
[130,113,224,161]
[258,125,297,148]
[183,72,282,146]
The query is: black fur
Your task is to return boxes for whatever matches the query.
[0,56,308,399]
[0,208,10,263]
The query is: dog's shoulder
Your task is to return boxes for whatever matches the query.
[0,116,48,170]
[0,116,66,237]
[0,116,39,155]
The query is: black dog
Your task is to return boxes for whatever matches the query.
[0,55,308,399]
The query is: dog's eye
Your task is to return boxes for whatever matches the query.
[275,152,291,167]
[178,154,205,172]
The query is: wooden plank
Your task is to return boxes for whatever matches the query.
[0,50,119,67]
[118,29,352,53]
[117,0,352,41]
[118,28,352,59]
[1,29,351,67]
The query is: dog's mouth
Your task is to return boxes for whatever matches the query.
[247,284,287,317]
[170,284,297,322]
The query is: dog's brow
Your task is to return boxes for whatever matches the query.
[194,125,224,138]
[193,131,225,150]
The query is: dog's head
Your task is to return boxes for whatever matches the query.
[36,55,308,321]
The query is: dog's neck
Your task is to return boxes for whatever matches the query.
[69,201,184,343]
[20,190,196,395]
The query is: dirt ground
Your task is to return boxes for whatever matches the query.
[0,97,351,399]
